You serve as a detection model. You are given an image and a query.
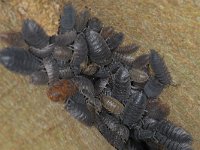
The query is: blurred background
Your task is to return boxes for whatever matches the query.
[0,0,200,149]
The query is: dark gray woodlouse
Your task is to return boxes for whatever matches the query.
[75,9,90,33]
[59,3,76,34]
[70,33,88,74]
[100,112,130,142]
[100,95,124,115]
[106,32,124,51]
[156,120,193,144]
[154,132,192,150]
[58,65,74,79]
[87,17,103,33]
[29,44,54,58]
[43,56,59,85]
[150,49,172,85]
[144,77,165,98]
[65,94,95,126]
[112,66,131,104]
[122,92,147,128]
[55,30,77,46]
[0,47,41,75]
[22,19,49,48]
[85,29,112,66]
[95,114,125,150]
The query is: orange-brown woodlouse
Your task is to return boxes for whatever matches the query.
[47,79,78,102]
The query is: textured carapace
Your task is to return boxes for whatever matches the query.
[156,120,193,144]
[85,29,112,66]
[101,95,124,115]
[65,92,95,126]
[150,49,172,85]
[154,132,192,150]
[43,56,59,85]
[0,47,41,74]
[122,92,147,128]
[59,3,76,34]
[112,66,131,104]
[47,79,78,102]
[115,44,139,54]
[22,19,49,48]
[113,52,135,66]
[70,33,88,74]
[29,44,54,58]
[75,9,90,33]
[144,77,165,98]
[55,30,77,46]
[87,17,103,33]
[129,68,149,83]
[106,32,124,51]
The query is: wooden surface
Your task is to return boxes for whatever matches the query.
[0,0,200,149]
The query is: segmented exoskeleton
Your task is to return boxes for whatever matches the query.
[95,114,126,150]
[154,132,192,150]
[156,120,193,144]
[150,50,172,85]
[65,92,95,126]
[87,17,103,33]
[70,33,88,74]
[106,32,124,51]
[0,47,42,75]
[29,44,54,58]
[59,3,76,34]
[144,77,165,98]
[100,112,130,142]
[115,44,139,54]
[75,9,90,33]
[43,56,59,85]
[129,68,149,83]
[22,19,49,48]
[85,29,112,66]
[122,92,147,128]
[112,66,131,104]
[101,95,124,116]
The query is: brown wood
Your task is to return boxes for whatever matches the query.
[0,0,200,149]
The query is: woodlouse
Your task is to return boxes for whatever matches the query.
[122,92,147,128]
[59,3,76,34]
[65,92,95,126]
[22,19,49,48]
[100,95,124,115]
[47,79,78,102]
[112,66,131,104]
[150,49,172,85]
[0,47,41,74]
[85,29,112,66]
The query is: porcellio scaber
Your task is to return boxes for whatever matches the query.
[0,3,193,150]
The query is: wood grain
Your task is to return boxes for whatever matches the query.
[0,0,200,149]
